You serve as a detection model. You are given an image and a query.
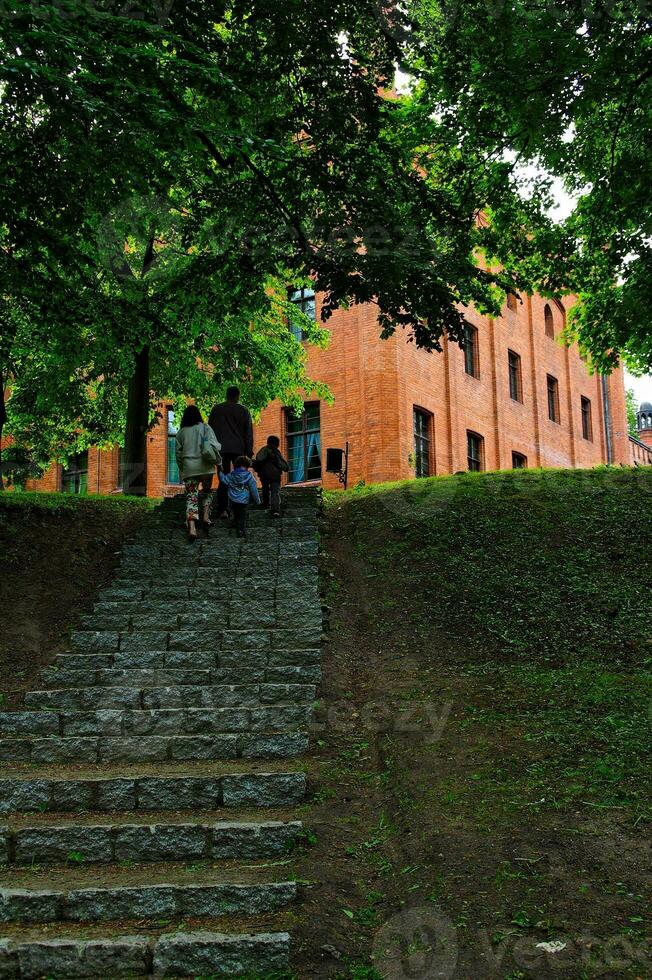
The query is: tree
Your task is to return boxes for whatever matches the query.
[9,0,629,490]
[402,0,652,372]
[626,388,639,438]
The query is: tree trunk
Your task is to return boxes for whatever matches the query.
[123,345,150,496]
[0,368,7,491]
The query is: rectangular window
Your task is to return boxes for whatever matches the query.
[61,451,88,494]
[467,431,484,472]
[512,451,527,469]
[547,375,560,423]
[289,287,316,341]
[463,323,479,378]
[508,350,522,402]
[167,407,182,484]
[581,396,593,441]
[413,408,432,478]
[287,402,321,483]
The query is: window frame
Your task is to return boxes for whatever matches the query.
[581,396,593,441]
[544,304,554,339]
[61,451,89,495]
[286,401,322,484]
[508,349,523,402]
[463,323,480,379]
[512,451,527,469]
[413,407,433,479]
[467,430,484,472]
[289,286,317,342]
[546,374,561,423]
[166,406,182,485]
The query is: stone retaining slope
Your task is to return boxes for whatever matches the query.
[0,488,321,977]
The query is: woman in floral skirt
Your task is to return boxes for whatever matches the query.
[174,405,221,541]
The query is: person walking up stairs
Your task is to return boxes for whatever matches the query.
[0,488,321,978]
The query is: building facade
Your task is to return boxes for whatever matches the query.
[12,291,645,497]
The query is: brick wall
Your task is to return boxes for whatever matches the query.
[15,292,636,497]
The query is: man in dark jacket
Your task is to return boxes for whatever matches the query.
[254,435,289,517]
[209,386,254,518]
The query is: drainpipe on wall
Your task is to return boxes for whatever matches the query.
[601,375,613,464]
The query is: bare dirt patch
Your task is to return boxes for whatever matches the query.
[0,495,150,706]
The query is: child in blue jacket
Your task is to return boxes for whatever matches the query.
[219,456,261,538]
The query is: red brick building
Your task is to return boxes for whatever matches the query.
[13,291,647,497]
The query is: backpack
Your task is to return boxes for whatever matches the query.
[200,425,222,467]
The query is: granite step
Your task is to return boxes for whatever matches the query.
[0,930,290,978]
[42,656,321,682]
[0,731,308,764]
[0,705,312,737]
[0,767,307,814]
[25,683,317,710]
[0,818,301,866]
[0,876,297,925]
[68,626,322,652]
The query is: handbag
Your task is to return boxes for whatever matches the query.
[200,424,221,467]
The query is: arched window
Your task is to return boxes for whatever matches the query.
[544,304,554,339]
[506,292,517,312]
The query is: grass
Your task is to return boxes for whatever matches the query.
[0,489,157,515]
[326,467,652,814]
[312,467,651,976]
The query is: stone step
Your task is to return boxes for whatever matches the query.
[0,705,312,737]
[0,878,297,924]
[92,589,316,612]
[69,626,322,653]
[0,731,308,764]
[25,683,317,711]
[0,819,301,865]
[75,610,321,632]
[41,650,321,687]
[119,541,317,559]
[51,648,320,669]
[40,664,321,688]
[0,930,290,978]
[0,768,306,814]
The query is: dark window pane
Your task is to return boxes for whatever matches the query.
[61,451,88,495]
[467,432,483,472]
[508,350,521,401]
[512,452,527,469]
[166,406,181,483]
[547,376,559,422]
[581,397,592,440]
[413,408,431,478]
[463,324,478,377]
[289,287,316,340]
[286,402,322,483]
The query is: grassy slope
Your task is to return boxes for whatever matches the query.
[0,492,153,703]
[332,467,651,811]
[302,468,651,979]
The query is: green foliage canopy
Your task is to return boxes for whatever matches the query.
[402,0,652,372]
[2,0,649,477]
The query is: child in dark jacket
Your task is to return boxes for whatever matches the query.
[255,436,289,517]
[219,456,261,538]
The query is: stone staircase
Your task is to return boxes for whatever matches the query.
[0,489,321,977]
